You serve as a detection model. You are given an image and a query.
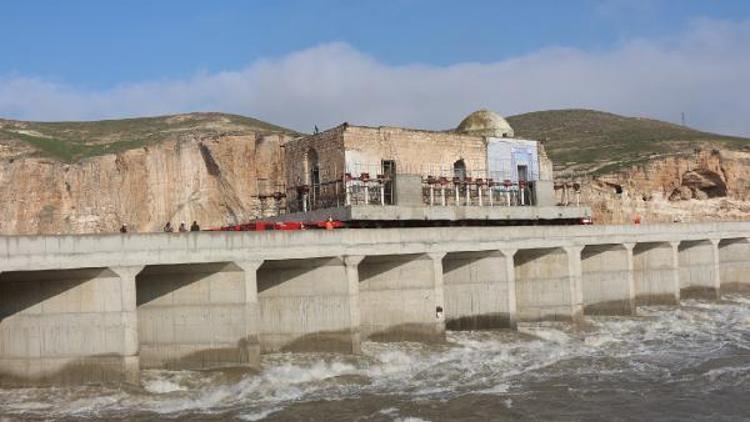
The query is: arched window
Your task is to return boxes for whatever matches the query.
[453,159,466,181]
[306,148,320,206]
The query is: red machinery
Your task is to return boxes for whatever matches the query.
[208,220,345,232]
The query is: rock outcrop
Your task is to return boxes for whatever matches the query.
[564,148,750,224]
[0,133,290,234]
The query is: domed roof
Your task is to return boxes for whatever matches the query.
[456,109,514,138]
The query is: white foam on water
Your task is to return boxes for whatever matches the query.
[238,406,282,421]
[2,295,750,419]
[142,378,188,394]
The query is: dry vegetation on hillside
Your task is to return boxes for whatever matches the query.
[508,109,750,175]
[0,112,298,162]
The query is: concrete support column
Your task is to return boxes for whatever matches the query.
[236,260,263,367]
[624,243,637,313]
[109,265,144,379]
[632,242,680,306]
[500,248,518,330]
[429,252,447,329]
[718,238,750,293]
[565,246,585,323]
[344,255,364,354]
[671,242,682,304]
[677,240,720,300]
[711,239,722,297]
[581,244,635,315]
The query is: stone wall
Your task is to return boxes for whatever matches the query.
[283,126,346,211]
[342,126,487,177]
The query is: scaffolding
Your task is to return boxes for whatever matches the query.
[285,160,553,213]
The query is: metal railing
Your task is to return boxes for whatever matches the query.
[421,177,535,207]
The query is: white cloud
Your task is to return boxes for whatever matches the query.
[1,18,749,136]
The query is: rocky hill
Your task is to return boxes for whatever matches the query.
[508,109,750,175]
[508,109,750,224]
[1,109,749,234]
[0,113,296,234]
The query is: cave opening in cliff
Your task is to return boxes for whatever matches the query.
[670,169,728,201]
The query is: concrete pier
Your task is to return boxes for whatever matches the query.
[718,238,750,293]
[0,268,138,386]
[358,253,444,342]
[135,262,258,369]
[257,257,358,353]
[581,244,635,315]
[678,240,720,299]
[442,250,514,329]
[514,247,581,323]
[633,242,680,305]
[2,222,750,386]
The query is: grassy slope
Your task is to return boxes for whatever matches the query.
[507,109,750,175]
[0,112,299,162]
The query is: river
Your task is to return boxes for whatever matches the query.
[2,296,750,421]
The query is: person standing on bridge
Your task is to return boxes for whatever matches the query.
[163,222,173,233]
[178,221,188,232]
[119,224,128,233]
[190,221,200,231]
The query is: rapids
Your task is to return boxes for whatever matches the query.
[2,296,750,421]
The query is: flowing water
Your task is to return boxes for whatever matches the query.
[2,296,750,421]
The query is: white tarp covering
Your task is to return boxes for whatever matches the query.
[487,138,539,182]
[345,150,382,177]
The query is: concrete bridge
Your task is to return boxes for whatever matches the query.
[1,222,749,386]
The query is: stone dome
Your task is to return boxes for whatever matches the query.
[456,109,514,138]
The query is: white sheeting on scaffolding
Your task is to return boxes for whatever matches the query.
[345,150,382,177]
[487,138,539,182]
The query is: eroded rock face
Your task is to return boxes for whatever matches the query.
[566,148,750,224]
[675,169,727,199]
[0,134,290,235]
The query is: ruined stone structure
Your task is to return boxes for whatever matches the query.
[280,110,582,224]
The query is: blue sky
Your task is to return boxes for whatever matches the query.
[1,1,750,135]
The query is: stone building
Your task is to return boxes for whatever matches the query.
[277,110,588,225]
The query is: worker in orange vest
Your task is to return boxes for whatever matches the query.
[325,216,335,230]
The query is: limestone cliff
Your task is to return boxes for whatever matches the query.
[0,113,293,235]
[508,109,750,225]
[561,148,750,224]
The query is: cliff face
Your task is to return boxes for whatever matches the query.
[2,110,749,234]
[569,149,750,224]
[0,134,289,235]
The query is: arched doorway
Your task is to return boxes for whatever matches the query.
[306,148,320,207]
[453,159,466,181]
